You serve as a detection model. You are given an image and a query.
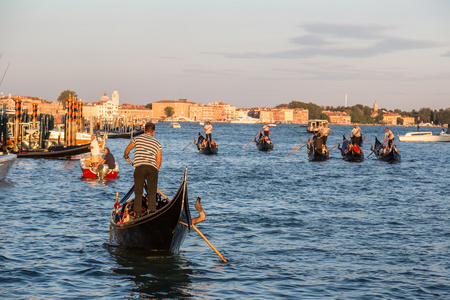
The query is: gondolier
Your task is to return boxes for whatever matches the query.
[317,123,330,145]
[350,125,362,146]
[383,127,395,149]
[262,122,270,137]
[204,121,213,142]
[124,122,162,217]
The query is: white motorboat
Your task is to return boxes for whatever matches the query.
[170,122,181,128]
[307,120,328,133]
[230,116,259,124]
[397,131,450,142]
[0,153,17,181]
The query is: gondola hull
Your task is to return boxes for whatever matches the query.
[198,144,218,155]
[308,146,329,161]
[341,150,364,162]
[16,144,90,159]
[376,150,401,162]
[256,140,274,151]
[110,169,191,255]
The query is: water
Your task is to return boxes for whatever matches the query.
[1,123,449,299]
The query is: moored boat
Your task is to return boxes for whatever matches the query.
[372,137,401,162]
[109,168,191,255]
[0,153,16,181]
[397,131,450,142]
[15,144,90,159]
[256,133,274,151]
[338,135,364,162]
[196,133,218,155]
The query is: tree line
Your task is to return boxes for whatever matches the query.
[276,101,450,125]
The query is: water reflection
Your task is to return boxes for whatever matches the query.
[107,246,194,299]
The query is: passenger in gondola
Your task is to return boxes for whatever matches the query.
[350,125,362,146]
[88,134,100,168]
[383,127,395,149]
[124,122,162,218]
[100,147,115,170]
[262,122,270,137]
[204,121,213,143]
[317,123,330,146]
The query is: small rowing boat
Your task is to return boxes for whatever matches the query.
[338,135,364,162]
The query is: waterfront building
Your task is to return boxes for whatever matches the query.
[322,110,351,125]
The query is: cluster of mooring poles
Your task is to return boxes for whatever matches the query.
[65,95,84,146]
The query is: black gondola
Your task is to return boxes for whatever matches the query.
[110,168,191,255]
[15,144,90,159]
[101,130,144,139]
[307,136,329,161]
[256,133,274,151]
[338,135,364,162]
[196,133,218,155]
[372,137,401,162]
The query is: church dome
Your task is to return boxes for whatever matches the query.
[100,92,110,102]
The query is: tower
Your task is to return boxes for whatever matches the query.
[112,90,119,106]
[345,94,348,107]
[373,101,378,112]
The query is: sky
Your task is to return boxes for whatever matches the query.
[0,0,449,111]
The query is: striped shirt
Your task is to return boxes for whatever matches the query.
[132,133,162,169]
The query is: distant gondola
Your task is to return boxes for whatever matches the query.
[372,137,401,162]
[196,133,218,155]
[338,135,364,162]
[109,168,191,255]
[15,144,90,159]
[256,133,274,151]
[307,136,329,161]
[105,130,144,139]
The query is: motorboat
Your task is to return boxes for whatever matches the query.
[80,156,119,180]
[397,131,450,142]
[0,153,16,181]
[230,116,259,124]
[170,122,181,128]
[306,120,328,133]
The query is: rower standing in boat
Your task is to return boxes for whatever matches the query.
[317,123,330,146]
[204,121,213,143]
[100,147,115,170]
[350,125,362,146]
[124,122,162,216]
[383,127,395,149]
[88,134,100,168]
[262,122,270,137]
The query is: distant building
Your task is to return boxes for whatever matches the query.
[119,103,152,120]
[97,91,118,120]
[401,115,415,126]
[322,110,351,125]
[151,99,194,120]
[383,113,401,125]
[293,108,308,124]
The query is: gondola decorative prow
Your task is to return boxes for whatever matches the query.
[114,191,120,213]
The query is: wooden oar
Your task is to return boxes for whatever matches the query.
[362,135,375,148]
[292,134,315,150]
[180,197,228,262]
[243,130,262,149]
[286,139,314,157]
[183,131,206,151]
[328,137,350,151]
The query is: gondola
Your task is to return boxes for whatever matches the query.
[338,135,364,162]
[372,137,401,162]
[110,167,192,255]
[307,136,329,161]
[15,144,90,159]
[196,133,218,155]
[106,130,144,139]
[256,133,274,151]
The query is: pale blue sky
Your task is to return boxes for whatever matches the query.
[1,0,449,111]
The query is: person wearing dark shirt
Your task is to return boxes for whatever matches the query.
[101,147,116,170]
